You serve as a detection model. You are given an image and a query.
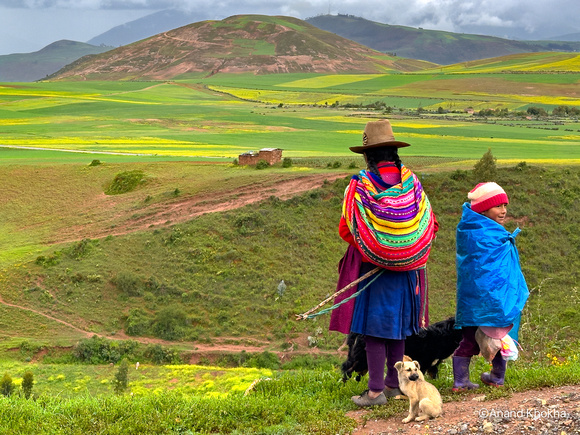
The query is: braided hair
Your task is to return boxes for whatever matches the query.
[364,147,402,176]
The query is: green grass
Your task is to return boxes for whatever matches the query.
[0,159,579,433]
[1,163,579,356]
[0,356,578,434]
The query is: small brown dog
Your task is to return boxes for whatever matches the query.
[395,359,442,423]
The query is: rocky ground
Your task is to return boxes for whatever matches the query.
[348,385,580,434]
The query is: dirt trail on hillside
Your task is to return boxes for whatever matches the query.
[80,172,350,241]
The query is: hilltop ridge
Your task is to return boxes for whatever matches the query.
[306,14,580,65]
[48,15,436,81]
[0,40,113,82]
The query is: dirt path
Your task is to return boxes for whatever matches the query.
[349,385,580,434]
[85,172,350,240]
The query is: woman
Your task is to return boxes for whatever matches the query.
[329,119,438,406]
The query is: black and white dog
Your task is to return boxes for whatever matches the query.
[341,317,462,382]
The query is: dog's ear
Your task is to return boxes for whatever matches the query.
[413,360,421,370]
[394,361,403,371]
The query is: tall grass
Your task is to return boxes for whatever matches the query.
[0,360,579,434]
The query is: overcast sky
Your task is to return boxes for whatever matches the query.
[1,0,578,55]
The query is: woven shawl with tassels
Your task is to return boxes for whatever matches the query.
[342,165,436,271]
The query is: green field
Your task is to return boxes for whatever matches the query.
[1,66,579,162]
[1,61,580,433]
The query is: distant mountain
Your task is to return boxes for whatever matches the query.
[305,14,580,65]
[546,32,580,42]
[0,40,113,82]
[48,15,436,81]
[87,9,205,47]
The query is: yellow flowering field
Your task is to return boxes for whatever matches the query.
[280,74,382,88]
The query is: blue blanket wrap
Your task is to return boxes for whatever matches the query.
[455,203,529,341]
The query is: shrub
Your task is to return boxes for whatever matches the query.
[112,272,143,297]
[65,238,94,260]
[282,157,293,168]
[113,359,129,394]
[143,344,180,364]
[527,106,548,117]
[0,373,14,397]
[88,159,102,166]
[473,148,497,182]
[515,161,529,171]
[22,371,34,399]
[255,160,270,170]
[151,306,189,341]
[450,169,469,181]
[105,170,146,195]
[125,308,152,336]
[35,253,60,267]
[245,351,280,370]
[72,336,139,364]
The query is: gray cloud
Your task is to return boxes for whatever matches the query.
[0,0,578,55]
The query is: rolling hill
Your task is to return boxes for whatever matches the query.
[47,15,436,81]
[87,9,206,48]
[306,14,580,65]
[0,40,113,82]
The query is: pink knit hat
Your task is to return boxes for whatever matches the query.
[468,182,509,213]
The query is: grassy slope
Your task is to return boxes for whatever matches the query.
[0,162,578,362]
[0,160,352,267]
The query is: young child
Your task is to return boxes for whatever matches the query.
[452,182,529,391]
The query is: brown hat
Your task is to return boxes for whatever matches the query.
[349,119,410,153]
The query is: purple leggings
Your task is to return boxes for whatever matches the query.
[365,335,405,391]
[453,326,480,357]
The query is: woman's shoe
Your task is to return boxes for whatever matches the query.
[351,389,387,407]
[383,386,403,397]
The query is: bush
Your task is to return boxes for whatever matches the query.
[72,336,139,364]
[151,306,189,341]
[105,170,146,195]
[88,159,102,166]
[473,148,497,182]
[255,160,270,170]
[125,308,152,336]
[282,157,293,168]
[65,238,94,260]
[0,373,14,397]
[22,371,34,399]
[450,169,469,181]
[113,359,129,394]
[35,253,60,267]
[515,161,530,171]
[245,351,280,369]
[143,344,181,364]
[112,272,143,297]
